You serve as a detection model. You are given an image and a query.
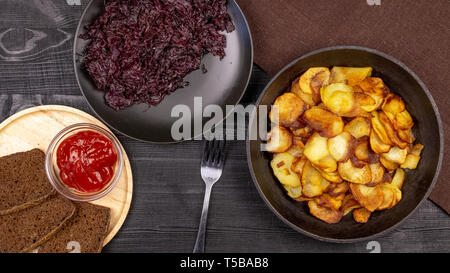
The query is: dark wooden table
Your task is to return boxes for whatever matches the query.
[0,0,448,253]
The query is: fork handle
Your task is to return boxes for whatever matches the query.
[193,183,213,253]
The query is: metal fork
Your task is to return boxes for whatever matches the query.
[193,139,226,253]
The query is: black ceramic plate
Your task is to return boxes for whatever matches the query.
[74,0,253,143]
[247,46,443,243]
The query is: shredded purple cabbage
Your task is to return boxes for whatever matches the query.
[81,0,235,110]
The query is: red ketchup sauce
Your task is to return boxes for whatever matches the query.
[56,130,118,193]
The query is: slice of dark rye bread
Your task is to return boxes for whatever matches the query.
[0,194,76,253]
[0,149,55,215]
[38,202,110,253]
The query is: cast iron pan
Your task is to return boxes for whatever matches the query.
[74,0,253,143]
[247,46,443,243]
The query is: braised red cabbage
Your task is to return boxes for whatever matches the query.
[81,0,235,110]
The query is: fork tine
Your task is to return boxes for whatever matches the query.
[202,139,216,164]
[213,140,226,166]
[209,140,218,162]
[212,140,222,164]
[201,140,212,165]
[202,139,227,167]
[219,143,227,167]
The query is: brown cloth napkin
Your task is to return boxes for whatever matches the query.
[235,0,450,213]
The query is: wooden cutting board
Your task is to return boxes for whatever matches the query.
[0,105,133,246]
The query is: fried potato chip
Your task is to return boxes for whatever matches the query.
[326,91,356,116]
[353,207,371,223]
[286,137,305,158]
[394,110,414,130]
[265,126,293,153]
[300,68,324,95]
[292,156,308,175]
[315,168,343,183]
[320,83,357,116]
[397,128,415,144]
[400,143,424,170]
[357,77,389,111]
[392,185,402,203]
[383,110,396,124]
[308,200,343,224]
[291,126,313,139]
[328,132,352,162]
[291,77,316,106]
[358,77,389,95]
[354,140,370,162]
[349,183,384,212]
[330,67,373,86]
[344,117,371,139]
[382,183,402,208]
[314,155,338,173]
[400,154,420,169]
[303,106,344,138]
[382,94,405,115]
[283,185,303,199]
[390,168,405,190]
[369,162,385,185]
[354,92,376,113]
[411,143,424,156]
[382,146,408,164]
[326,181,349,196]
[301,161,330,198]
[379,156,399,171]
[299,67,330,104]
[303,133,330,163]
[378,111,407,149]
[320,83,353,102]
[341,195,361,216]
[370,130,391,154]
[377,184,396,210]
[270,152,301,187]
[338,160,372,184]
[270,92,306,127]
[316,193,345,211]
[371,111,393,146]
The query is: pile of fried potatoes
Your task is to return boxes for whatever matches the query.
[267,66,424,224]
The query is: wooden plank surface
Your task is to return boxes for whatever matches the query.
[0,0,448,253]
